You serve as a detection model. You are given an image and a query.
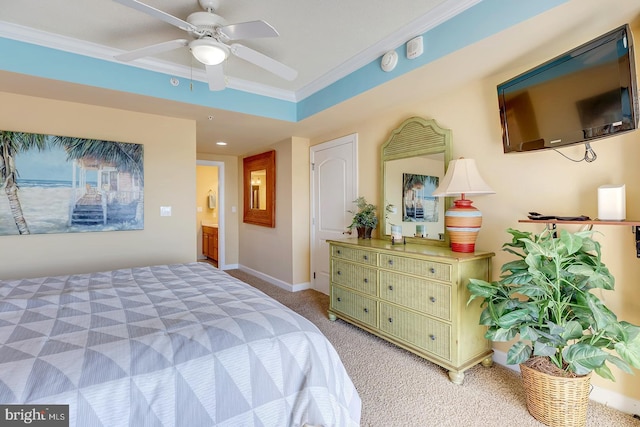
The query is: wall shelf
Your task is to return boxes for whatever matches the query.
[518,219,640,257]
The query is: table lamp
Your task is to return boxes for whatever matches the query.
[432,158,495,253]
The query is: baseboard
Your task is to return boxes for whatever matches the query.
[237,264,312,292]
[492,349,640,417]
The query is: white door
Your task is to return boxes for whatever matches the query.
[310,134,358,295]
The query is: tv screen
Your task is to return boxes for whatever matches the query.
[498,24,638,153]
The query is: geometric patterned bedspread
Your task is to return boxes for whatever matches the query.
[0,263,361,426]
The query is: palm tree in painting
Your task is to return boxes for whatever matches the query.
[0,131,48,234]
[1,131,143,235]
[63,138,143,183]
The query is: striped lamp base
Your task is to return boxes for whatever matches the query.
[445,198,483,253]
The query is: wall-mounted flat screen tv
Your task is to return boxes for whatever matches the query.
[498,24,638,153]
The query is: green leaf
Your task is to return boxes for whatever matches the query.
[594,363,616,381]
[562,321,584,341]
[560,229,583,255]
[563,343,608,374]
[614,340,640,369]
[519,325,539,342]
[467,279,495,299]
[487,327,517,342]
[533,341,557,358]
[496,309,531,329]
[507,341,531,365]
[605,354,633,374]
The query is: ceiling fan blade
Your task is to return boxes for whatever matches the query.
[230,43,297,81]
[112,0,195,32]
[219,20,279,41]
[205,64,226,91]
[114,39,189,62]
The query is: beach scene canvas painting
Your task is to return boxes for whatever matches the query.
[402,173,439,223]
[0,130,144,236]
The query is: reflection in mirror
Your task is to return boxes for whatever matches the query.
[250,169,266,210]
[381,117,452,247]
[243,150,275,228]
[384,154,445,240]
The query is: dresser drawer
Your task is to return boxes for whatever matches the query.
[379,271,451,321]
[332,260,377,295]
[379,303,451,360]
[331,286,378,328]
[332,245,377,266]
[379,254,451,282]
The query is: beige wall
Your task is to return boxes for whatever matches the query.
[238,137,310,287]
[308,59,640,402]
[0,91,197,280]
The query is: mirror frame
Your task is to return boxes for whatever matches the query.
[243,150,276,228]
[380,117,452,246]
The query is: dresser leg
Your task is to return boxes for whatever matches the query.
[448,370,464,385]
[481,355,494,367]
[328,312,337,321]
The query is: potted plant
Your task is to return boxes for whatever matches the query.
[467,227,640,427]
[348,197,378,239]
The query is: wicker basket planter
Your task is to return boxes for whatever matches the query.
[520,362,592,427]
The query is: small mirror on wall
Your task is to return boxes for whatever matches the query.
[243,150,275,227]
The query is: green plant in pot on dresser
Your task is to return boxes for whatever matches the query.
[347,196,378,239]
[467,228,640,427]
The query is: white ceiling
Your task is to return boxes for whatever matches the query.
[1,0,639,155]
[0,0,470,95]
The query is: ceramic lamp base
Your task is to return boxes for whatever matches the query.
[445,198,482,253]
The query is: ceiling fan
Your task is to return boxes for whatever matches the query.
[112,0,297,91]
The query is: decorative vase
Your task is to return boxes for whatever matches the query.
[519,362,592,427]
[356,226,373,239]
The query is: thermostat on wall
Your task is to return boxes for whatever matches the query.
[406,36,423,59]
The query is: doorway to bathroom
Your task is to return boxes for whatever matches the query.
[196,160,224,268]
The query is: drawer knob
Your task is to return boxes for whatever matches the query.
[337,250,341,254]
[430,267,436,274]
[430,296,436,303]
[364,278,368,283]
[388,285,393,291]
[337,271,341,275]
[388,317,393,323]
[363,255,368,260]
[337,297,342,302]
[363,307,369,313]
[429,334,436,341]
[388,260,394,265]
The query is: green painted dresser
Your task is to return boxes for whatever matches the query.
[328,238,495,384]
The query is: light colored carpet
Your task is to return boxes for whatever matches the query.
[225,269,640,427]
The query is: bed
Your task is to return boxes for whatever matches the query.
[0,262,361,426]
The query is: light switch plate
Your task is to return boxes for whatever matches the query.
[160,206,172,216]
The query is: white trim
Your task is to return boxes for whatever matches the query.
[196,160,225,269]
[238,264,312,292]
[0,0,479,103]
[492,349,640,417]
[295,0,481,101]
[0,21,296,102]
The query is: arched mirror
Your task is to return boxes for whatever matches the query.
[381,117,452,246]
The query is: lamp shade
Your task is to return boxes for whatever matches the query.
[432,158,494,253]
[190,39,229,65]
[432,158,495,197]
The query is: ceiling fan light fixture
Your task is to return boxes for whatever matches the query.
[190,39,229,65]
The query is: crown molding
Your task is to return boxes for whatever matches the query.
[0,20,297,102]
[0,0,479,105]
[295,0,481,101]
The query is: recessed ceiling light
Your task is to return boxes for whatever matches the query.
[216,141,227,146]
